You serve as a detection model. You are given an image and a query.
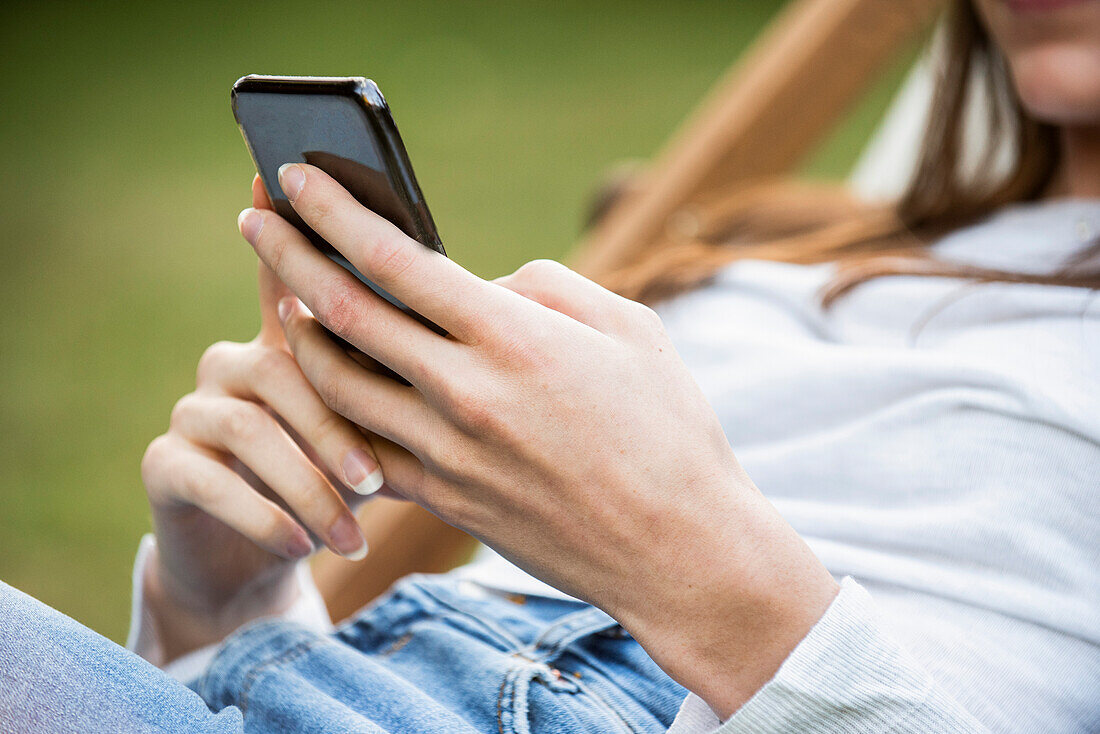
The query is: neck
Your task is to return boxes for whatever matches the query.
[1047,124,1100,199]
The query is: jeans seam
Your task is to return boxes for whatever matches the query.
[496,671,510,734]
[414,582,524,651]
[234,636,329,715]
[567,674,641,734]
[529,610,619,661]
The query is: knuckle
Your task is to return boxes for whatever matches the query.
[217,401,268,442]
[303,192,335,229]
[251,509,281,541]
[313,409,349,446]
[417,476,480,531]
[630,300,663,327]
[168,393,198,430]
[253,346,295,382]
[290,480,330,521]
[491,272,515,290]
[443,384,501,435]
[515,258,566,282]
[404,354,443,387]
[314,279,362,338]
[422,430,459,472]
[368,234,417,283]
[491,328,546,370]
[196,341,238,385]
[140,435,174,484]
[316,369,351,418]
[260,512,296,544]
[428,491,474,529]
[618,298,665,336]
[263,227,288,275]
[184,469,218,506]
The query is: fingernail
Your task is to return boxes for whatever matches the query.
[277,296,296,324]
[278,163,306,202]
[329,514,368,561]
[286,530,314,559]
[238,208,263,244]
[343,448,384,495]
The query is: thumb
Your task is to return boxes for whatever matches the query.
[252,174,274,211]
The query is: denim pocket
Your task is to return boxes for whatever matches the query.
[338,575,527,656]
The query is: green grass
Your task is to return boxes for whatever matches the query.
[0,0,914,641]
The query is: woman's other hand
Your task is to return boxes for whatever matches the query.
[138,177,382,661]
[240,163,839,716]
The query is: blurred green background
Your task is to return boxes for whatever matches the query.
[0,0,915,641]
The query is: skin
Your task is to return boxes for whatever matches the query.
[144,0,1100,719]
[140,180,387,661]
[972,0,1100,197]
[238,164,839,716]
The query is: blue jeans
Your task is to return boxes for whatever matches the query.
[1,574,686,732]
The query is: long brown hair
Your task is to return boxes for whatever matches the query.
[602,0,1100,307]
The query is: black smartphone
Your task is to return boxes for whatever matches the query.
[231,74,444,322]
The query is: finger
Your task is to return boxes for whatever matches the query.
[142,435,314,560]
[170,394,368,560]
[257,263,295,346]
[279,298,441,454]
[275,163,517,341]
[238,205,452,385]
[364,433,487,537]
[198,341,384,496]
[250,175,297,344]
[252,174,273,211]
[361,433,424,503]
[494,259,634,335]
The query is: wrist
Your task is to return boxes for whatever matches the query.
[614,492,839,720]
[143,544,301,663]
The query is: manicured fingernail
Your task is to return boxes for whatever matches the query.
[286,530,314,559]
[238,208,263,244]
[278,163,305,202]
[277,296,296,324]
[329,514,368,561]
[343,448,384,495]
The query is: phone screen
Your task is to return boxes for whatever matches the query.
[232,77,444,314]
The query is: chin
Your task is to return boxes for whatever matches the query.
[1008,44,1100,125]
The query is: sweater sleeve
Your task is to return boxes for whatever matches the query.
[667,577,989,734]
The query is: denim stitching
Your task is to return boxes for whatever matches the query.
[529,609,619,661]
[335,581,425,646]
[496,670,510,734]
[565,674,641,734]
[235,636,328,715]
[414,582,525,651]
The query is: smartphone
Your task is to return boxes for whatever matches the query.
[231,74,444,324]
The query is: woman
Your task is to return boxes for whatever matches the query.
[2,0,1097,731]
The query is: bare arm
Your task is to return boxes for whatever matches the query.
[312,500,476,623]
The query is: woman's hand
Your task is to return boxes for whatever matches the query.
[238,163,839,717]
[138,177,384,662]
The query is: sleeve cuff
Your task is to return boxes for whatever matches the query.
[125,533,333,682]
[667,577,987,734]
